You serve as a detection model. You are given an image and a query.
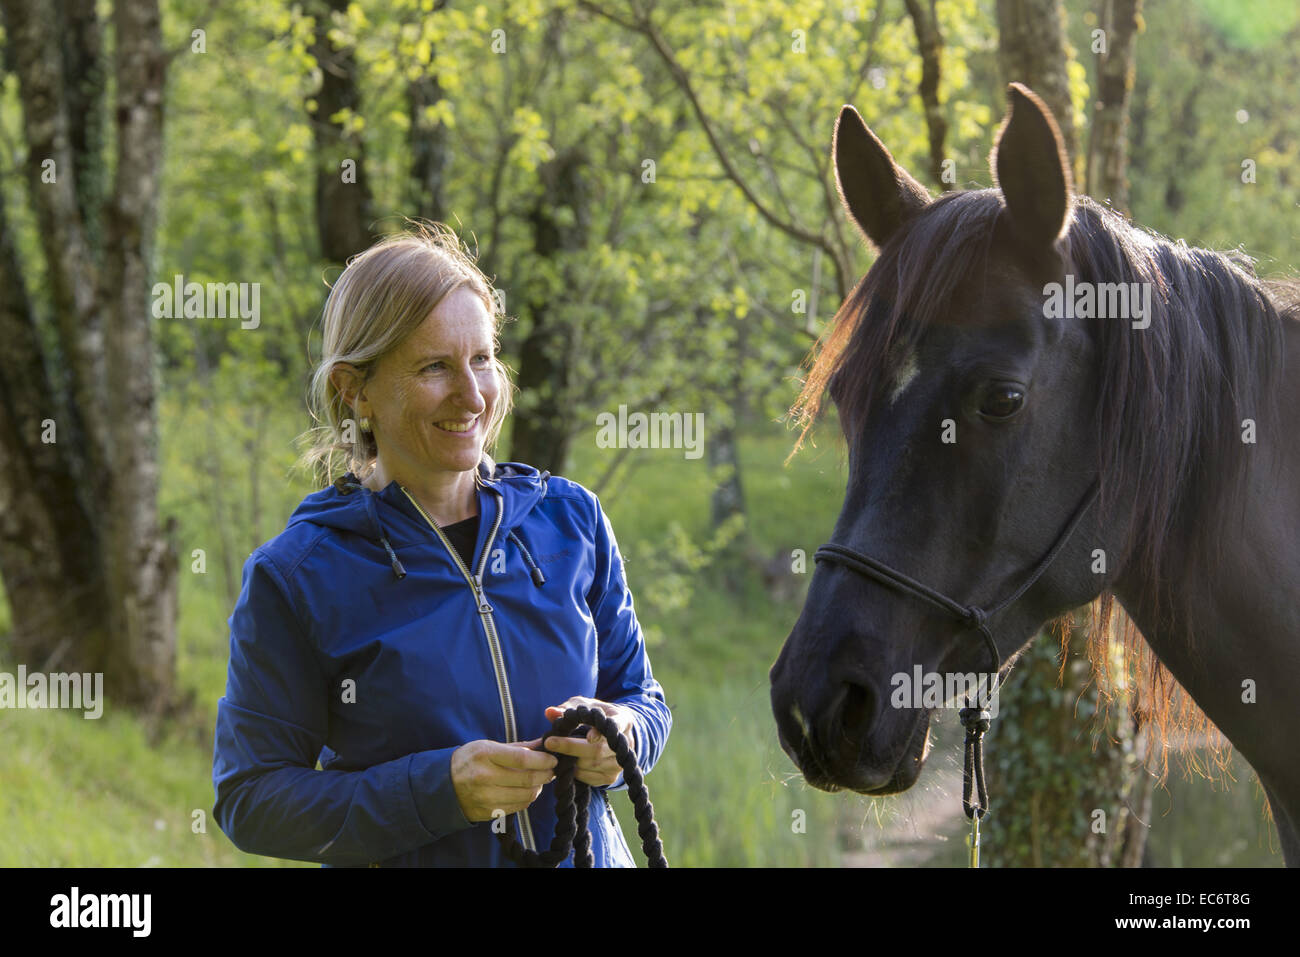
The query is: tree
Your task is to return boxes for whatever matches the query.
[1084,0,1142,209]
[998,0,1079,161]
[0,0,177,715]
[306,0,378,263]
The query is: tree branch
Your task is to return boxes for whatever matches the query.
[576,0,848,295]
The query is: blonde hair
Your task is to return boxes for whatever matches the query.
[296,222,515,488]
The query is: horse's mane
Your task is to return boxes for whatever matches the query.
[789,189,1295,781]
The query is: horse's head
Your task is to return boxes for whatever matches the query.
[771,85,1121,793]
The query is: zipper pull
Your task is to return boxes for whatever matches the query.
[473,574,493,614]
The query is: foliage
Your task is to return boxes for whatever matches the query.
[1,0,1294,867]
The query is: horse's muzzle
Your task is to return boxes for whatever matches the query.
[771,657,931,794]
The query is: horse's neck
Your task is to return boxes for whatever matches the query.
[1113,314,1300,793]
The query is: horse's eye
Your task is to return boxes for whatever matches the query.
[979,385,1025,419]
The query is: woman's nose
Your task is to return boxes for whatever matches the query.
[452,363,488,413]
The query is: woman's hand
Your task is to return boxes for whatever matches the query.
[450,739,558,823]
[541,697,639,788]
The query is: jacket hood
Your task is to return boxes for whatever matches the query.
[284,457,552,582]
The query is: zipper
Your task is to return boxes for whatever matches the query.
[401,484,539,853]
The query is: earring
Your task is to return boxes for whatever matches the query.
[358,416,371,433]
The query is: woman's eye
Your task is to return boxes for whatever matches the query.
[423,356,491,372]
[978,385,1025,419]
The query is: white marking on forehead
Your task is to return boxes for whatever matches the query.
[888,347,920,405]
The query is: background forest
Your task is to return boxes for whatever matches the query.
[1,0,1296,866]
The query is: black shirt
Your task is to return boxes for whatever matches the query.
[439,514,480,570]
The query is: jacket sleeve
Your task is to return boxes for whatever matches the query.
[586,493,672,790]
[212,550,473,866]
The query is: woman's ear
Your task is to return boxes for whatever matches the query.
[329,362,369,416]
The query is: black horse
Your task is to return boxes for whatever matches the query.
[770,84,1300,865]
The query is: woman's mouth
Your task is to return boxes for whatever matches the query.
[434,419,478,435]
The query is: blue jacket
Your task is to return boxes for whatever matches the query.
[212,459,671,866]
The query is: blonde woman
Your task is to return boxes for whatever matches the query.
[212,225,670,866]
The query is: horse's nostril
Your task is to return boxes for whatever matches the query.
[838,682,875,742]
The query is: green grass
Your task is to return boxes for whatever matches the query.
[0,700,303,867]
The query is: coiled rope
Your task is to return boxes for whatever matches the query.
[496,705,668,868]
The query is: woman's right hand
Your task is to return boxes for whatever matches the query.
[450,739,558,822]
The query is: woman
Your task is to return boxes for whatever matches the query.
[212,224,671,866]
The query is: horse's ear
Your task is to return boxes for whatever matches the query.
[990,83,1072,248]
[834,104,930,249]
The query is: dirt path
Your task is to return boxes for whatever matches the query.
[838,727,969,867]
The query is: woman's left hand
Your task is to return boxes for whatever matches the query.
[539,697,639,788]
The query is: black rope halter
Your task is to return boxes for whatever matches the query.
[496,705,668,868]
[812,479,1101,841]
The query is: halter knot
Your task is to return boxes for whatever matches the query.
[959,706,992,734]
[963,606,989,631]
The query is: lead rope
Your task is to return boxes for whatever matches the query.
[496,705,668,868]
[959,701,992,868]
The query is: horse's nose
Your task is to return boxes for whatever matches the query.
[778,679,878,764]
[773,694,809,758]
[833,681,877,745]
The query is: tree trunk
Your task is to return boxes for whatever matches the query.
[509,148,590,473]
[100,0,177,712]
[1085,0,1144,210]
[307,0,375,263]
[982,624,1146,866]
[0,178,112,678]
[903,0,948,188]
[997,0,1078,162]
[0,0,176,714]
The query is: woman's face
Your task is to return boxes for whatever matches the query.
[351,286,501,481]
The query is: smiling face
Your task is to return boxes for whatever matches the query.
[334,285,502,487]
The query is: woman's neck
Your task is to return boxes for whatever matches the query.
[363,459,479,526]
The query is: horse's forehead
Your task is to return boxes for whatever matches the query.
[943,253,1046,323]
[886,274,1050,404]
[887,342,921,405]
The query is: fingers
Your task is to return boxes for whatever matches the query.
[490,741,558,773]
[451,740,557,822]
[538,698,636,787]
[546,696,618,719]
[543,735,621,787]
[543,735,606,759]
